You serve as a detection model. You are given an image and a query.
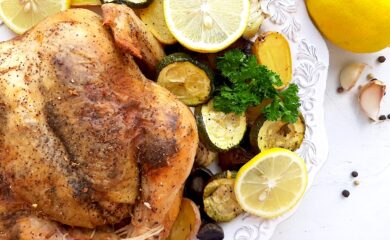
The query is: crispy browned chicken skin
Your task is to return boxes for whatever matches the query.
[0,4,198,239]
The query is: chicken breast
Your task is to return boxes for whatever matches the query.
[0,5,197,239]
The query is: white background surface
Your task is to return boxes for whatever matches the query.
[272,42,390,240]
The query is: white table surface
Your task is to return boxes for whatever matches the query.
[272,42,390,240]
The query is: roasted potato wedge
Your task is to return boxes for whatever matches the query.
[71,0,101,7]
[140,0,177,45]
[167,198,201,240]
[243,0,267,39]
[253,32,292,90]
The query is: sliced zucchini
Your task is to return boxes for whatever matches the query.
[157,53,214,106]
[101,0,153,9]
[139,0,177,45]
[249,114,305,152]
[195,101,247,152]
[203,171,243,222]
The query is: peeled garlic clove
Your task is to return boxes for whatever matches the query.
[340,63,367,91]
[358,80,386,121]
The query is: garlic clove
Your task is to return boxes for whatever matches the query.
[358,80,386,121]
[340,63,367,91]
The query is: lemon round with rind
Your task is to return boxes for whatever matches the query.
[0,0,70,34]
[164,0,250,53]
[234,148,308,219]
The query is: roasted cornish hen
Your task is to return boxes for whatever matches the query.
[0,4,198,239]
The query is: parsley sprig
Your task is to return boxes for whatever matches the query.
[213,49,300,123]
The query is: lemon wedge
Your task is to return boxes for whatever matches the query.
[0,0,70,34]
[235,148,308,219]
[164,0,250,53]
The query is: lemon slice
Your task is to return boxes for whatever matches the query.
[164,0,250,53]
[235,148,308,218]
[0,0,70,34]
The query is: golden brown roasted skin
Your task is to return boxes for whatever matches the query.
[0,5,197,239]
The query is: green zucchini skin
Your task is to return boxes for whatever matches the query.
[195,105,222,152]
[195,103,247,152]
[249,114,267,153]
[157,53,215,107]
[101,0,154,9]
[211,170,237,181]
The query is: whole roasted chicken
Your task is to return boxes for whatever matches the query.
[0,4,198,239]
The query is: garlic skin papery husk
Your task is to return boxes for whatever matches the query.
[340,63,367,91]
[358,80,386,121]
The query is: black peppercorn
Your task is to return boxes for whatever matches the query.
[351,171,358,178]
[387,114,390,120]
[379,115,387,121]
[337,87,344,93]
[342,190,350,198]
[378,56,386,63]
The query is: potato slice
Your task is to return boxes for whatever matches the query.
[71,0,101,6]
[167,198,201,240]
[140,0,177,45]
[253,32,292,90]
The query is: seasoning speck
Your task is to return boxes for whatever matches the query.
[354,180,360,186]
[387,114,390,120]
[379,115,387,121]
[351,171,358,178]
[378,56,386,63]
[144,202,152,209]
[342,190,350,198]
[337,87,344,93]
[367,73,375,81]
[32,203,38,208]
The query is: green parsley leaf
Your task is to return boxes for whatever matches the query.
[213,49,300,123]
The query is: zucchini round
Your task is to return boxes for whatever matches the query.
[203,171,243,222]
[195,101,247,152]
[249,114,305,152]
[101,0,154,9]
[157,53,214,106]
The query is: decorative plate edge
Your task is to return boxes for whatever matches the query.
[227,0,330,239]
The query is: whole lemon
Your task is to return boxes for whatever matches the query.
[306,0,390,53]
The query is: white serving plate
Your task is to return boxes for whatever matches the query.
[0,0,329,239]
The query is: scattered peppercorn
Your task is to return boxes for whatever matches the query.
[378,56,386,63]
[342,190,350,198]
[337,87,344,93]
[351,171,358,177]
[354,180,360,186]
[387,114,390,120]
[379,115,387,121]
[367,73,375,81]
